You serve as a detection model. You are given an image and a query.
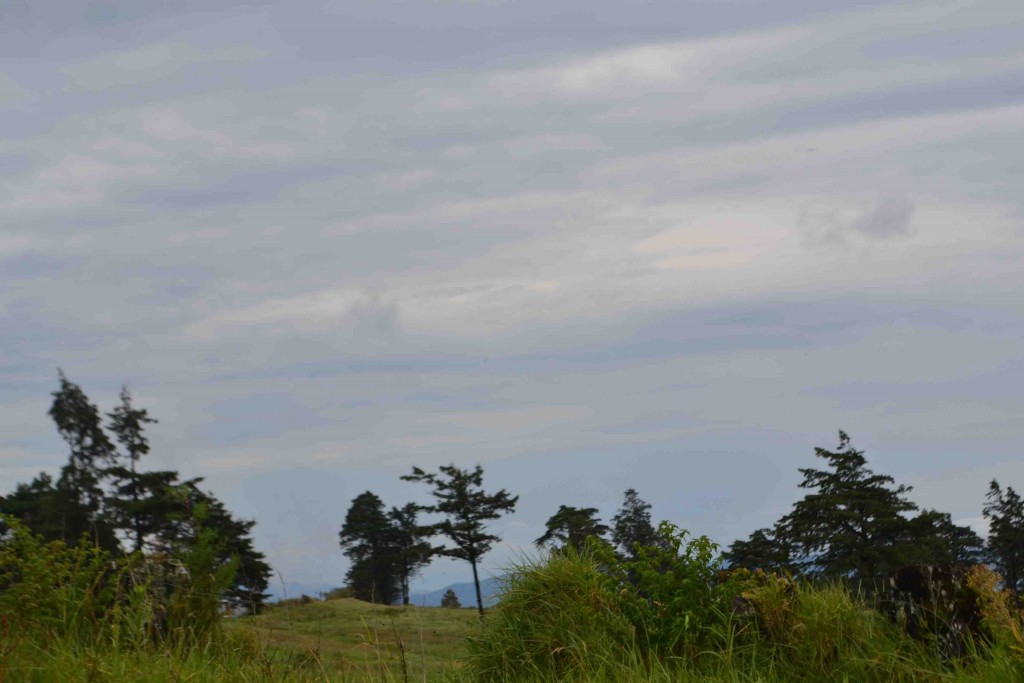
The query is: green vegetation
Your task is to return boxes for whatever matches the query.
[0,372,272,610]
[230,596,479,680]
[3,515,1024,681]
[467,537,1024,682]
[3,379,1024,681]
[724,431,984,583]
[402,463,519,616]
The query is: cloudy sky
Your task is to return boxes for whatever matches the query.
[2,0,1023,591]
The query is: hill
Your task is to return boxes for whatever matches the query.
[230,596,479,679]
[410,576,502,608]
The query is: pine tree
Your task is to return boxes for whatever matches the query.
[387,503,433,606]
[611,488,661,559]
[440,588,461,609]
[105,386,166,552]
[983,480,1024,596]
[535,505,609,553]
[165,481,273,611]
[726,431,982,584]
[338,491,401,604]
[722,527,794,573]
[781,431,919,581]
[402,464,518,616]
[47,371,119,549]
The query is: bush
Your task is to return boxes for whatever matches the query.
[467,523,1024,682]
[466,547,638,680]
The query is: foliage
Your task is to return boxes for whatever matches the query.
[466,546,637,679]
[441,588,462,608]
[46,371,120,550]
[166,503,240,644]
[402,464,518,615]
[339,491,402,604]
[984,480,1024,596]
[725,431,983,584]
[467,539,1024,682]
[535,504,609,553]
[611,488,662,560]
[0,373,272,612]
[387,502,434,605]
[596,521,729,658]
[0,514,119,644]
[104,386,166,553]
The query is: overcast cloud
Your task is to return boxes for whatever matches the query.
[2,0,1023,590]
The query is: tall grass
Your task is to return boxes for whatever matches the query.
[0,514,328,682]
[464,528,1024,682]
[4,514,1024,682]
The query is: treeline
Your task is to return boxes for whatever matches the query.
[342,431,1024,611]
[0,372,271,610]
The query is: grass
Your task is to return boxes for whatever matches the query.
[3,515,1024,682]
[230,597,480,680]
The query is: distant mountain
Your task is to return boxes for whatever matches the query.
[267,581,336,602]
[268,577,506,607]
[410,576,503,608]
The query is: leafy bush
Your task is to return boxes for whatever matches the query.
[594,521,729,660]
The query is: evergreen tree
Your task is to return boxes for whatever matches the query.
[722,527,794,573]
[402,464,518,616]
[781,431,919,581]
[47,371,119,549]
[903,509,984,566]
[166,481,273,611]
[105,386,171,552]
[983,480,1024,596]
[0,473,64,540]
[726,431,982,585]
[440,589,461,609]
[535,505,609,553]
[387,503,434,606]
[338,491,401,604]
[3,374,272,610]
[611,488,661,559]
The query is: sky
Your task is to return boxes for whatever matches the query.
[2,0,1023,592]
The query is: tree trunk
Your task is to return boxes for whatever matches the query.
[471,557,484,617]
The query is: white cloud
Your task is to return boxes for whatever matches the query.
[65,43,263,90]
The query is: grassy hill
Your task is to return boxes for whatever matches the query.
[230,597,479,680]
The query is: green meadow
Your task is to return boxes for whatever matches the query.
[4,528,1023,683]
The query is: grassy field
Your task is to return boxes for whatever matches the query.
[4,517,1024,682]
[229,597,479,680]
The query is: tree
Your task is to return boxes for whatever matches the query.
[781,431,920,581]
[338,491,401,604]
[106,387,154,544]
[402,464,518,616]
[48,371,119,549]
[983,480,1024,596]
[612,488,661,559]
[903,509,984,566]
[535,505,609,553]
[726,431,982,585]
[105,386,168,552]
[440,588,461,609]
[3,374,273,611]
[167,481,273,611]
[722,527,794,573]
[387,503,434,606]
[0,472,65,540]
